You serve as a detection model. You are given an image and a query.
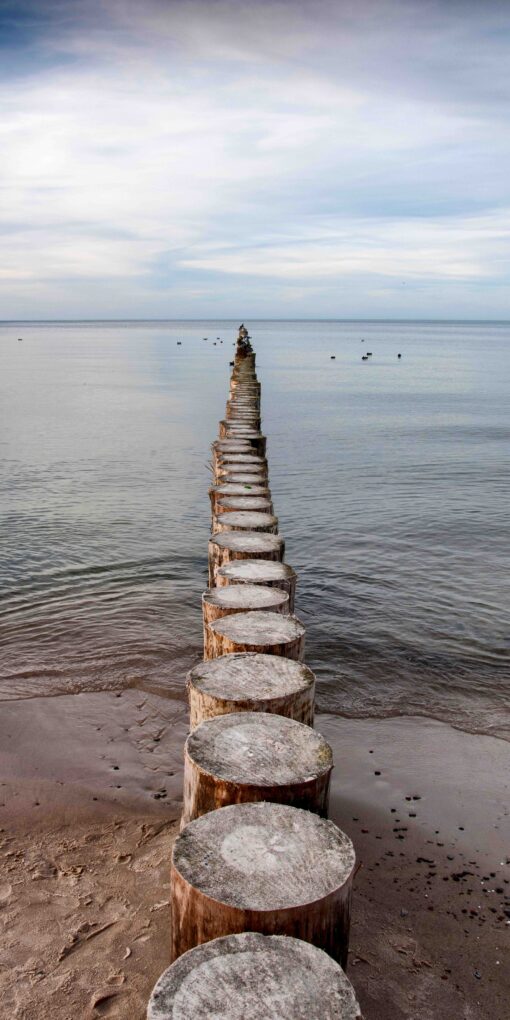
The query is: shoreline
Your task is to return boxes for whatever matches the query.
[0,691,508,1018]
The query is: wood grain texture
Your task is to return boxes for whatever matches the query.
[203,584,289,657]
[212,511,278,535]
[208,532,284,586]
[182,711,332,824]
[215,559,297,612]
[148,934,362,1019]
[170,802,355,967]
[205,609,304,660]
[187,652,315,729]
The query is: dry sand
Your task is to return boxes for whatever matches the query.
[0,689,508,1019]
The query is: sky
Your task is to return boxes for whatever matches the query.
[1,0,510,319]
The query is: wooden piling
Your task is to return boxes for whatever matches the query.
[215,494,274,516]
[148,933,362,1020]
[208,532,284,586]
[170,802,355,967]
[181,712,333,825]
[209,484,271,518]
[203,585,289,657]
[186,652,316,729]
[205,609,305,660]
[212,511,278,534]
[215,559,297,612]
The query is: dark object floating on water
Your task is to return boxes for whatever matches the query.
[18,337,23,341]
[229,361,234,366]
[330,355,336,359]
[362,355,368,361]
[177,341,182,345]
[213,342,217,345]
[203,337,208,340]
[366,352,373,356]
[398,353,402,358]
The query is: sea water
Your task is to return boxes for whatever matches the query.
[1,320,508,739]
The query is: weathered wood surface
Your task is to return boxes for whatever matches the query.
[217,463,268,482]
[216,558,297,611]
[205,609,305,660]
[208,532,284,586]
[215,494,274,515]
[170,802,355,967]
[212,438,267,468]
[203,585,289,657]
[216,473,267,486]
[187,652,315,729]
[181,712,332,825]
[148,933,362,1020]
[210,483,271,517]
[220,421,262,438]
[212,511,278,535]
[216,453,267,471]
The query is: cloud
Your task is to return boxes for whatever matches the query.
[0,0,509,316]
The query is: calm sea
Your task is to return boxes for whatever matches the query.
[1,320,508,739]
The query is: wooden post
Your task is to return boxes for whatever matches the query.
[181,712,333,825]
[210,483,271,517]
[205,609,305,660]
[219,422,262,438]
[170,802,355,968]
[212,511,278,534]
[216,468,268,485]
[187,652,316,729]
[203,585,289,657]
[148,933,362,1020]
[216,559,297,612]
[215,495,274,515]
[208,532,284,586]
[215,472,267,487]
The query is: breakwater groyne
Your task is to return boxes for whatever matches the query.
[147,328,362,1018]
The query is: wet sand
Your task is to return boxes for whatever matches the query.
[0,690,508,1019]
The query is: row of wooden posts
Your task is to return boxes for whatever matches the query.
[147,330,362,1018]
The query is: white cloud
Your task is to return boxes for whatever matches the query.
[0,0,509,316]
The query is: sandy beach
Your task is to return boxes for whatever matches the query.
[0,689,508,1019]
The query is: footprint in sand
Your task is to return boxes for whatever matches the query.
[0,883,12,904]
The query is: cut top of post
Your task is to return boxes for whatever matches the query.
[185,712,332,787]
[173,802,355,911]
[217,560,296,583]
[188,653,315,702]
[203,584,289,613]
[147,933,362,1020]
